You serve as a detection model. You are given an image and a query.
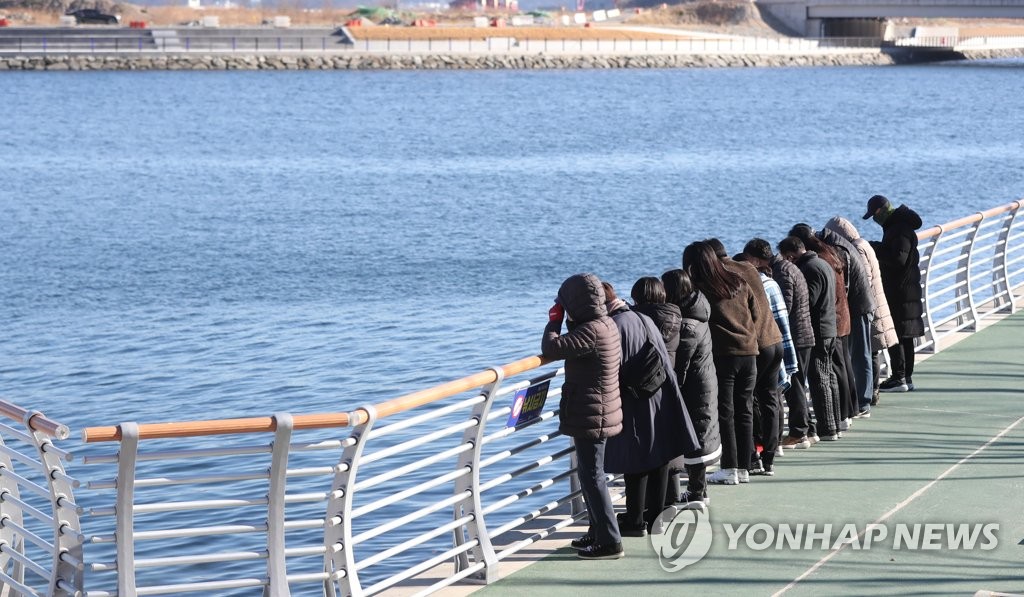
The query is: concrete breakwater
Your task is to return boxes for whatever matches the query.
[0,48,1021,71]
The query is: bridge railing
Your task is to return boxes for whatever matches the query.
[0,401,80,597]
[1,198,1022,596]
[918,200,1022,353]
[70,354,585,597]
[0,34,890,56]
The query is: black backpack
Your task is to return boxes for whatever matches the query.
[620,316,668,400]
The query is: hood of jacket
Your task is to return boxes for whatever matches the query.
[824,216,861,243]
[557,273,607,323]
[677,291,711,323]
[885,205,923,231]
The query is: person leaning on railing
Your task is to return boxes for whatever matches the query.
[541,273,625,560]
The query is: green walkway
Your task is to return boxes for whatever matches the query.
[481,313,1024,596]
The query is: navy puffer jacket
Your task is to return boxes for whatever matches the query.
[541,273,623,440]
[603,303,699,475]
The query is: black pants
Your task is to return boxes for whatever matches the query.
[754,342,783,466]
[809,337,840,436]
[714,353,757,470]
[574,438,621,546]
[833,335,856,421]
[785,346,813,437]
[623,464,669,528]
[888,337,917,381]
[872,350,882,391]
[686,463,707,497]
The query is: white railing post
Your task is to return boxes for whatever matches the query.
[0,437,27,594]
[265,413,293,597]
[30,411,83,597]
[115,422,140,597]
[919,228,943,353]
[955,215,983,331]
[325,406,376,597]
[452,367,502,584]
[992,202,1020,314]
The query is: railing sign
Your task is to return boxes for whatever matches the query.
[506,380,551,428]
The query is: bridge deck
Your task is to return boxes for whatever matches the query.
[477,311,1024,596]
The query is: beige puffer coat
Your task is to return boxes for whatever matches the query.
[824,217,899,351]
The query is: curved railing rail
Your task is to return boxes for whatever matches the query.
[3,198,1022,596]
[917,200,1022,353]
[0,401,81,597]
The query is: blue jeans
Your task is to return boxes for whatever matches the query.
[850,314,874,410]
[573,437,621,546]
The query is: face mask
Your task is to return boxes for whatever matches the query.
[873,210,888,225]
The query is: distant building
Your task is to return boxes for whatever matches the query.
[449,0,518,10]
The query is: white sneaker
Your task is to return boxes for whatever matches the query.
[775,446,785,457]
[737,469,750,483]
[707,468,739,485]
[839,418,851,431]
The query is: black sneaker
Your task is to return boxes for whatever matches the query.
[577,542,625,560]
[879,377,908,393]
[570,533,595,550]
[871,389,880,406]
[677,490,708,510]
[907,378,916,391]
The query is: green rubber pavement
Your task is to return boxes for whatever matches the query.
[480,313,1024,596]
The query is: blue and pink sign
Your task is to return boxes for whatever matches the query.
[506,380,551,428]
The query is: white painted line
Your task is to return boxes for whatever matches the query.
[773,414,1024,597]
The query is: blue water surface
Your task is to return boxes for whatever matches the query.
[2,59,1023,590]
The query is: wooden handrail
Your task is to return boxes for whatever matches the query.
[83,355,554,443]
[0,400,71,440]
[918,200,1021,240]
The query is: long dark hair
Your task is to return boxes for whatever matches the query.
[789,225,843,274]
[682,241,744,301]
[631,276,666,306]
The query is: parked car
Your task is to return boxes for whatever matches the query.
[66,8,120,25]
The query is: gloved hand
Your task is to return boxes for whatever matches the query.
[548,303,564,323]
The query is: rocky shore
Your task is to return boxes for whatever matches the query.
[0,48,1021,70]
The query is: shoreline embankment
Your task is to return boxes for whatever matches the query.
[0,47,1021,70]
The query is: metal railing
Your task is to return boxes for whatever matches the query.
[892,34,1024,50]
[917,200,1022,353]
[3,33,1022,57]
[0,401,80,597]
[0,198,1021,596]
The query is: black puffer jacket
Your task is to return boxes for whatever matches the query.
[820,227,875,317]
[770,254,814,349]
[796,251,837,341]
[542,274,623,440]
[871,205,926,338]
[604,302,698,475]
[669,291,721,467]
[633,302,682,367]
